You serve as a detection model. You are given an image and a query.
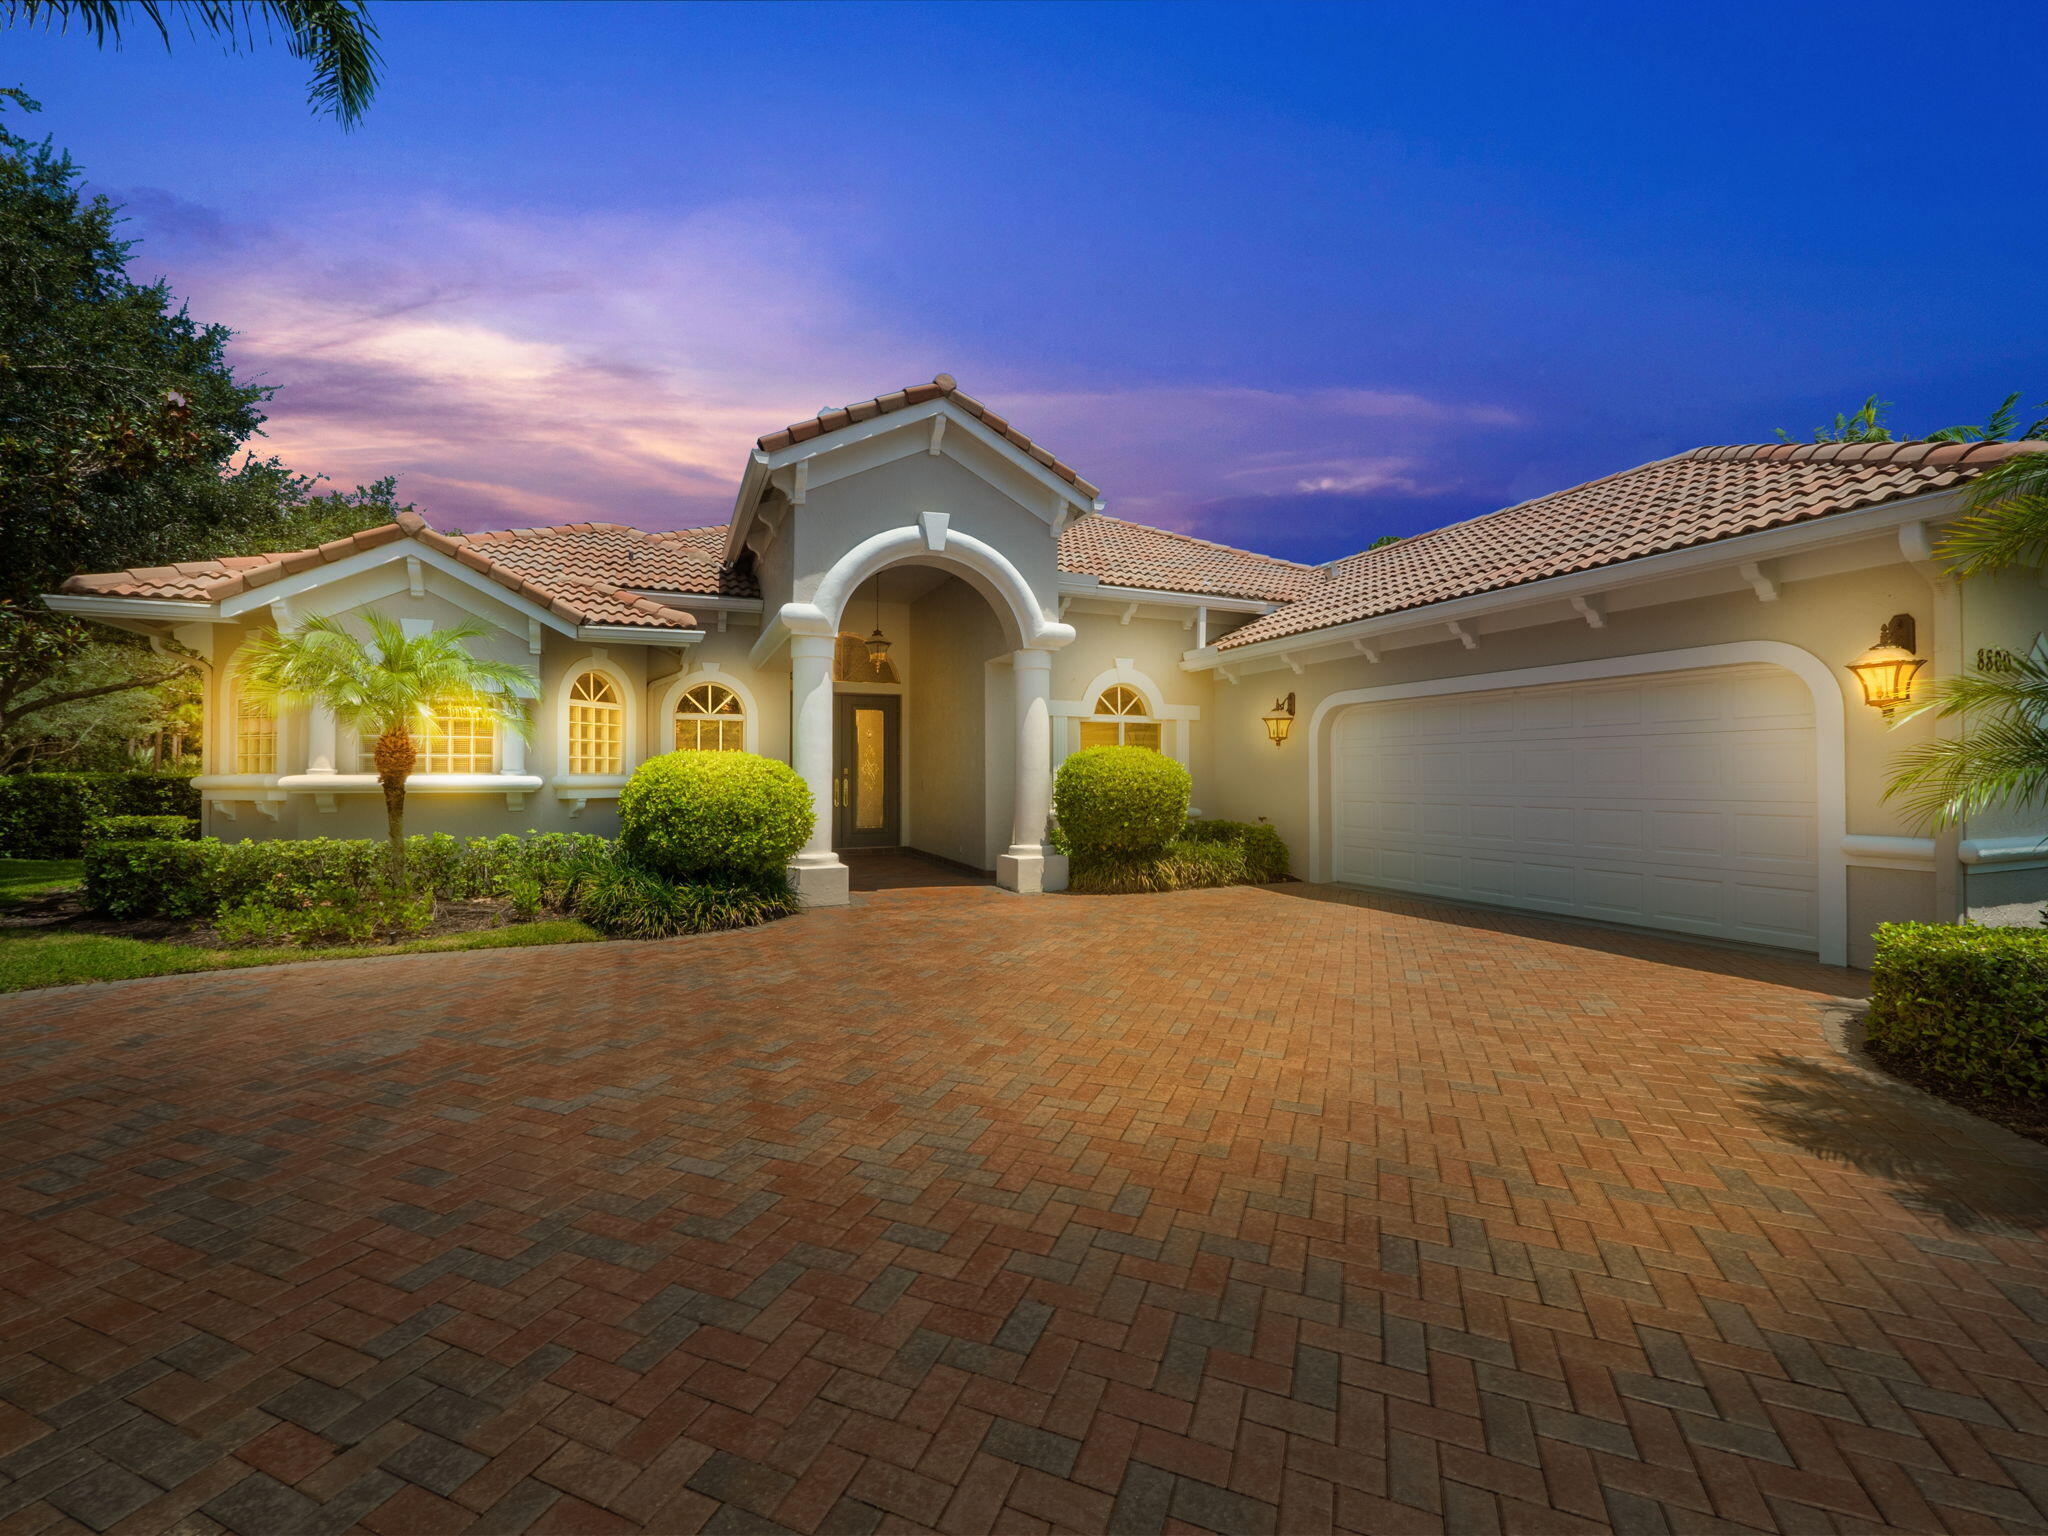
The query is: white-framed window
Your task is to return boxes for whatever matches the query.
[834,631,901,685]
[566,671,624,774]
[1079,685,1162,751]
[356,704,498,774]
[675,682,745,751]
[234,695,277,774]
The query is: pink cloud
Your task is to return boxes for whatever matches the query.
[129,194,1525,542]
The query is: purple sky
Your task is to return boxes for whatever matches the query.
[14,1,2047,562]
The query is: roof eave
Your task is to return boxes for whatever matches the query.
[1190,484,1974,670]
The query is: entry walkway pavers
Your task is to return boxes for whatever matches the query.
[1,883,2046,1534]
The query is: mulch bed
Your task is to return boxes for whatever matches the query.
[0,890,533,949]
[1864,1035,2048,1149]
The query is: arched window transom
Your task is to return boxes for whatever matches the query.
[675,682,745,752]
[234,696,277,774]
[568,671,623,774]
[1080,685,1161,751]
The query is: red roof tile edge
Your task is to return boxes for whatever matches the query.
[1213,438,2044,651]
[59,513,699,631]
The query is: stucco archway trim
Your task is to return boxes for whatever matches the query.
[779,525,1075,653]
[1306,641,1849,966]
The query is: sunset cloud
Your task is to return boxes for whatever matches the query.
[119,191,1528,550]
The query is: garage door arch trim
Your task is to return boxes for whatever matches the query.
[1306,641,1847,965]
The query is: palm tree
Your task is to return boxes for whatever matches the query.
[1880,441,2048,831]
[1885,651,2048,831]
[235,612,535,875]
[1935,448,2048,578]
[4,0,381,125]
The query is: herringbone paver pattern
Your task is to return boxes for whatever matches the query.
[3,884,2047,1535]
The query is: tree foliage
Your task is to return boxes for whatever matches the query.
[0,91,269,612]
[0,95,407,761]
[2,0,382,124]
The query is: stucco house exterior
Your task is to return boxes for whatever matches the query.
[48,375,2048,967]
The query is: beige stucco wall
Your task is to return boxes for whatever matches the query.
[787,449,1063,643]
[1201,560,1955,959]
[906,577,1006,868]
[1959,565,2048,915]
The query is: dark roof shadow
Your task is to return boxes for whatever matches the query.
[1250,881,1867,994]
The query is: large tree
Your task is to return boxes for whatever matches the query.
[0,93,402,757]
[2,0,381,125]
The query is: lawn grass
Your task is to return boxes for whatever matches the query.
[0,858,85,904]
[0,919,603,995]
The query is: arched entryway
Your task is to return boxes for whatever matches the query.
[776,522,1074,906]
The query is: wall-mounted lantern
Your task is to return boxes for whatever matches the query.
[1846,613,1926,720]
[1262,692,1297,747]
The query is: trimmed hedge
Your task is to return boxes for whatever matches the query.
[1068,818,1292,894]
[0,773,200,858]
[619,751,813,880]
[85,832,612,922]
[1054,746,1190,856]
[1866,922,2048,1099]
[92,815,197,843]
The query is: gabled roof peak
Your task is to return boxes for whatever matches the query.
[756,374,1102,501]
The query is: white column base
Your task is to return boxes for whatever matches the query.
[997,847,1067,894]
[787,855,851,907]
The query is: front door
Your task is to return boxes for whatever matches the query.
[834,695,900,849]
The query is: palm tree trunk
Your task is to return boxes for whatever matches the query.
[373,728,416,882]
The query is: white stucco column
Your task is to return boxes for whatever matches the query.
[998,647,1065,893]
[786,632,850,907]
[306,704,337,774]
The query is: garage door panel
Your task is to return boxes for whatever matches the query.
[1331,664,1818,951]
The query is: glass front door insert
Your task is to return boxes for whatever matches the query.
[834,695,900,849]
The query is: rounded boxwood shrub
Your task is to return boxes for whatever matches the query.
[618,751,814,880]
[1866,921,2048,1100]
[1054,745,1190,856]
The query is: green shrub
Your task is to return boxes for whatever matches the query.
[1070,838,1245,894]
[1067,818,1290,895]
[0,773,200,858]
[1179,819,1290,882]
[1054,746,1190,857]
[83,831,614,922]
[619,751,813,880]
[91,815,197,843]
[84,839,219,919]
[576,862,798,939]
[1866,922,2048,1099]
[216,885,434,948]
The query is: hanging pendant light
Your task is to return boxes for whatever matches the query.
[864,573,892,671]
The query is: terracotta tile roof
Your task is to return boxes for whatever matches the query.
[1216,439,2043,651]
[758,374,1103,501]
[1055,515,1320,603]
[56,515,753,632]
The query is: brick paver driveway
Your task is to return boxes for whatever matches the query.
[4,884,2048,1536]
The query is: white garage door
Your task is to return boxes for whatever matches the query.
[1330,663,1819,950]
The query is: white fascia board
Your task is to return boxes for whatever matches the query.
[43,593,233,624]
[1058,580,1275,615]
[1186,486,1973,673]
[215,539,582,637]
[724,451,775,565]
[576,625,703,646]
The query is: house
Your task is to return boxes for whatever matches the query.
[48,375,2048,967]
